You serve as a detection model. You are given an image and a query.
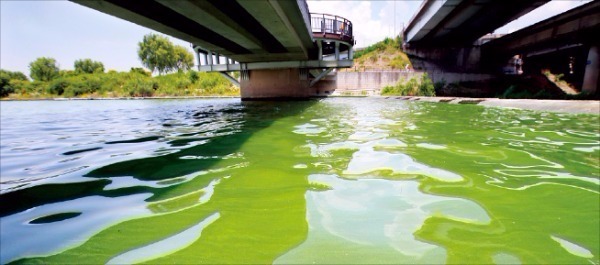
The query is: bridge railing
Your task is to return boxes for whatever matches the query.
[310,13,353,43]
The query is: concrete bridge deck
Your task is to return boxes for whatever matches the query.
[72,0,355,99]
[404,0,548,46]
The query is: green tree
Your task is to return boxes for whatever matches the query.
[138,33,175,75]
[29,57,60,81]
[74,58,105,74]
[138,34,195,74]
[174,45,194,72]
[1,69,29,97]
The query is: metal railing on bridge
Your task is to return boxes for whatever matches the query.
[193,11,355,86]
[310,13,353,43]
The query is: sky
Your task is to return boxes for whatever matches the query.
[0,0,592,75]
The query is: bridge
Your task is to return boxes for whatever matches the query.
[402,0,549,72]
[403,0,598,95]
[71,0,354,99]
[404,0,548,46]
[482,1,600,94]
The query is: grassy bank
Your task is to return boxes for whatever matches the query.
[1,69,239,99]
[350,36,411,71]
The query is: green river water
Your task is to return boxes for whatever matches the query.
[0,98,598,264]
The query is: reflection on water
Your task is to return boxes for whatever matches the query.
[0,98,598,264]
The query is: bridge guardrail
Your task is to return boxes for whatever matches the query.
[310,13,353,43]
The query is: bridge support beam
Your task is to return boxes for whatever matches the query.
[240,68,310,100]
[582,45,599,95]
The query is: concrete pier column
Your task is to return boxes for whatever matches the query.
[240,68,311,100]
[582,45,599,95]
[195,50,202,69]
[207,52,213,65]
[202,53,208,66]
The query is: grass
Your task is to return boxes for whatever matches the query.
[352,36,411,71]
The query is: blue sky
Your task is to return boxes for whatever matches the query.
[0,1,591,76]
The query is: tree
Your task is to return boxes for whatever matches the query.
[174,45,194,72]
[74,59,105,74]
[137,33,195,74]
[29,57,60,81]
[1,69,29,97]
[138,33,175,75]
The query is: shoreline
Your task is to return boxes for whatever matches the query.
[0,95,240,101]
[378,96,600,115]
[2,95,598,115]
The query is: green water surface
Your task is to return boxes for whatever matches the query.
[0,98,598,264]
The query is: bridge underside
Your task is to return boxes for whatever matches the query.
[403,0,599,96]
[482,1,600,95]
[72,0,315,62]
[72,1,355,99]
[404,0,548,46]
[402,0,548,74]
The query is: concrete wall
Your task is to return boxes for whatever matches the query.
[336,72,420,91]
[239,69,497,98]
[334,71,495,92]
[425,71,495,84]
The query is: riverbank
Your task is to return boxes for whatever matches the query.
[1,70,239,99]
[380,96,600,114]
[0,95,239,101]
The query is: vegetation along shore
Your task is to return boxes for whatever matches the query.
[1,33,239,100]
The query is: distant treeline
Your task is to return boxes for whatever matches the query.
[0,67,238,99]
[1,33,239,99]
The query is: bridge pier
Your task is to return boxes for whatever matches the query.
[582,45,599,95]
[240,68,311,100]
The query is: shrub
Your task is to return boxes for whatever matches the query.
[130,67,151,77]
[418,73,435,96]
[189,70,199,83]
[59,70,78,78]
[125,77,156,97]
[381,73,435,96]
[47,79,69,95]
[1,69,29,97]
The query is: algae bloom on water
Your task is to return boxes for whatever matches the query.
[0,98,598,264]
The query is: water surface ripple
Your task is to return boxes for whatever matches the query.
[0,98,598,264]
